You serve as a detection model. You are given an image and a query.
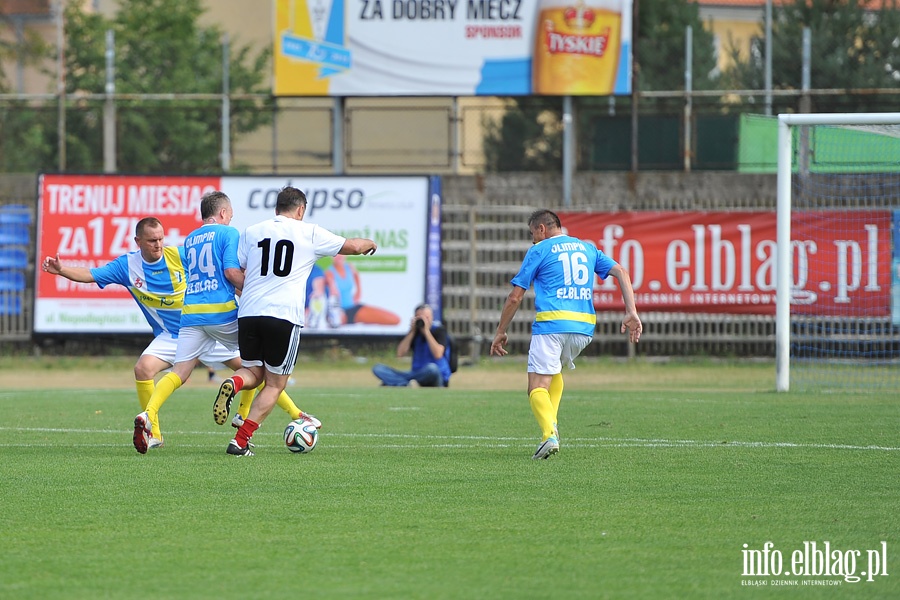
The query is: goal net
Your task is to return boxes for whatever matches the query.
[776,113,900,392]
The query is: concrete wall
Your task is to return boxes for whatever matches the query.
[0,173,38,200]
[1,171,779,208]
[443,171,778,210]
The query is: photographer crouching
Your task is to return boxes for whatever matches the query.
[372,303,452,387]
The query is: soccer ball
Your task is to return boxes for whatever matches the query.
[283,419,318,453]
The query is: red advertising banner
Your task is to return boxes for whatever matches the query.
[35,174,221,332]
[558,211,892,316]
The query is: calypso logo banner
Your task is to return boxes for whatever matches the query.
[222,175,434,335]
[273,0,633,96]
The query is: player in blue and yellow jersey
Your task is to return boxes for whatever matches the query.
[134,192,319,454]
[41,217,243,449]
[490,209,642,459]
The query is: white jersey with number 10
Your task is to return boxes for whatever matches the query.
[237,215,346,326]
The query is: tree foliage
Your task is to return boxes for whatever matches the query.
[0,10,50,92]
[483,0,718,172]
[0,0,271,173]
[64,0,271,173]
[635,0,719,92]
[483,98,564,172]
[722,0,900,112]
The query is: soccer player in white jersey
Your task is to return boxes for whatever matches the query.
[133,192,315,454]
[490,209,642,459]
[41,217,239,449]
[214,186,377,456]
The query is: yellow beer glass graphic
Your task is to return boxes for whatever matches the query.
[532,0,623,95]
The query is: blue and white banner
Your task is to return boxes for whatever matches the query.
[274,0,633,97]
[224,175,438,336]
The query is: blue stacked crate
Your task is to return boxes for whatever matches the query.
[0,204,31,317]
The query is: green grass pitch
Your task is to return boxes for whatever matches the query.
[0,362,897,599]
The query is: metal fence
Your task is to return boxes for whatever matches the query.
[3,88,900,175]
[439,204,779,360]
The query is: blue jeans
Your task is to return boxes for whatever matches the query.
[372,362,445,387]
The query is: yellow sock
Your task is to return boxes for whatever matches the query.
[236,384,262,421]
[277,390,302,420]
[236,384,303,421]
[529,387,555,441]
[135,379,155,411]
[549,373,564,425]
[145,372,182,439]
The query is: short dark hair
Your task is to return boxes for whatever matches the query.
[276,186,307,215]
[135,217,162,238]
[200,190,231,220]
[414,303,431,313]
[528,209,561,230]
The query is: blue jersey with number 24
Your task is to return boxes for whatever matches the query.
[511,235,617,336]
[180,223,241,327]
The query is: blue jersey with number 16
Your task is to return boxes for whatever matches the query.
[511,235,617,336]
[180,223,241,327]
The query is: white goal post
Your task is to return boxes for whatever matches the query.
[776,112,900,392]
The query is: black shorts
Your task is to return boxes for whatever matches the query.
[237,316,301,375]
[344,305,361,324]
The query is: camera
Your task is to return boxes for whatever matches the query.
[415,318,425,330]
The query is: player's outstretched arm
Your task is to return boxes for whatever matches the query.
[608,264,642,343]
[41,254,95,283]
[491,286,526,357]
[340,238,377,256]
